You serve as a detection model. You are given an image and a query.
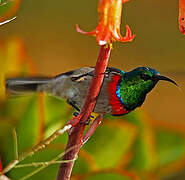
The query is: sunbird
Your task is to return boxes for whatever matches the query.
[6,67,177,116]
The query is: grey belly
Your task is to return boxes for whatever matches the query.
[69,81,112,114]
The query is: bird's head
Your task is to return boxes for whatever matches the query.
[120,67,178,110]
[125,67,177,91]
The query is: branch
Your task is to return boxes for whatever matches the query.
[19,145,79,180]
[1,124,72,175]
[57,44,111,180]
[0,174,11,180]
[82,114,103,145]
[0,156,2,172]
[0,17,16,26]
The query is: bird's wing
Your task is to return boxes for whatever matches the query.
[54,67,124,82]
[105,67,125,75]
[55,67,94,80]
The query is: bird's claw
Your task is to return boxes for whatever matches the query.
[84,115,94,125]
[73,112,94,125]
[84,116,93,125]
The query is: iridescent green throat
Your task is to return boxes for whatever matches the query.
[119,74,157,111]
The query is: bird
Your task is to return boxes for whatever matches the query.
[5,67,178,116]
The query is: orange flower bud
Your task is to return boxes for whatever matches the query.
[76,0,135,45]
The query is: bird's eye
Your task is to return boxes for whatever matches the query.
[182,17,185,21]
[140,74,151,81]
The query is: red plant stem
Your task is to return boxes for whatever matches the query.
[0,156,2,172]
[57,45,111,180]
[82,114,103,145]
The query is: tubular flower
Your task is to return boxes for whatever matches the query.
[76,0,135,45]
[179,0,185,34]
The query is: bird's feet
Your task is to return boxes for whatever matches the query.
[73,111,94,125]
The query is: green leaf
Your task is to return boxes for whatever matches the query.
[125,110,157,171]
[156,130,185,166]
[16,95,40,151]
[73,157,91,174]
[44,95,72,139]
[9,147,63,180]
[83,119,137,169]
[86,173,132,180]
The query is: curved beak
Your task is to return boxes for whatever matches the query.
[152,75,178,87]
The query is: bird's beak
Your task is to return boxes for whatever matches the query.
[152,75,178,87]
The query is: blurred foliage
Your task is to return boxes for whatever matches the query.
[0,39,185,180]
[0,0,185,180]
[0,0,21,22]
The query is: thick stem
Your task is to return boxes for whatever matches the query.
[0,156,2,172]
[82,114,103,145]
[57,45,111,180]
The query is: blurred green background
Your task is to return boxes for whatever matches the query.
[0,0,185,179]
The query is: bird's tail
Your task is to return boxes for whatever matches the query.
[5,77,52,95]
